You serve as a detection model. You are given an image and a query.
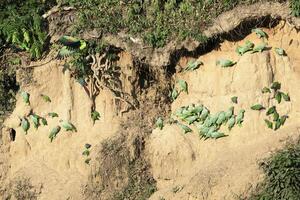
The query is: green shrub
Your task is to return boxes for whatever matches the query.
[0,0,55,59]
[248,139,300,200]
[291,0,300,17]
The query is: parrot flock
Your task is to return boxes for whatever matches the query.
[17,91,101,142]
[251,81,290,131]
[164,28,290,139]
[157,102,246,140]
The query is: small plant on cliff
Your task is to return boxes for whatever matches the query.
[291,0,300,17]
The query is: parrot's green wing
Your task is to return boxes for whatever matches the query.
[48,112,59,118]
[231,96,238,104]
[252,28,268,38]
[273,112,279,122]
[281,93,290,102]
[275,92,282,104]
[62,121,77,132]
[91,110,101,123]
[178,123,192,134]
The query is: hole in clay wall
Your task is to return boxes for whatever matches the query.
[9,128,16,142]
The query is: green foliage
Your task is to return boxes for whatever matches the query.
[291,0,300,17]
[0,0,55,59]
[248,139,300,200]
[59,0,268,48]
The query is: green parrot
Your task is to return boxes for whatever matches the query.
[82,149,90,156]
[251,104,265,111]
[210,131,226,139]
[266,106,276,115]
[270,82,281,91]
[184,60,202,72]
[216,111,226,125]
[279,115,288,126]
[252,28,268,39]
[264,119,273,129]
[275,92,282,104]
[281,92,290,102]
[262,87,271,93]
[171,88,179,101]
[273,112,279,122]
[178,80,188,93]
[200,107,209,121]
[21,91,30,105]
[227,116,236,130]
[91,110,100,124]
[274,47,285,56]
[61,121,77,132]
[21,117,30,134]
[48,112,59,118]
[156,117,164,130]
[251,43,267,53]
[85,143,92,149]
[231,96,238,104]
[225,106,234,120]
[216,59,237,68]
[30,114,40,129]
[178,123,192,134]
[236,40,254,55]
[49,126,61,142]
[41,117,48,126]
[236,109,245,126]
[41,94,51,103]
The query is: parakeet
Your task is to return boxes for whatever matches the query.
[49,126,61,142]
[264,119,273,129]
[171,88,179,101]
[225,106,234,120]
[48,112,59,118]
[178,123,192,134]
[262,87,271,93]
[61,121,77,132]
[91,110,100,124]
[184,60,202,72]
[82,149,90,156]
[30,114,40,129]
[252,28,268,39]
[184,115,198,125]
[281,92,290,102]
[21,117,30,134]
[231,96,238,104]
[274,120,281,130]
[216,59,236,68]
[279,115,288,126]
[85,143,92,149]
[251,43,267,53]
[251,104,265,110]
[59,35,81,48]
[275,92,282,104]
[210,131,226,139]
[266,106,276,115]
[228,116,236,130]
[41,94,51,103]
[178,80,188,93]
[236,40,254,55]
[274,47,285,56]
[41,117,48,126]
[216,111,226,125]
[270,82,281,91]
[21,91,30,105]
[156,117,164,130]
[85,158,91,164]
[273,111,279,121]
[236,109,245,125]
[200,107,209,121]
